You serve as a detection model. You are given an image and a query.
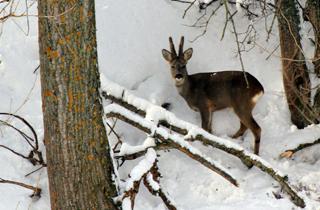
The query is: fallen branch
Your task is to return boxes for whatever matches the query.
[280,138,320,158]
[105,104,238,187]
[101,79,306,208]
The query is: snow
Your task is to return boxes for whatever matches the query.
[118,137,156,157]
[0,0,320,209]
[124,148,157,191]
[122,197,132,210]
[146,173,160,191]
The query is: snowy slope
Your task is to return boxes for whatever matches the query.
[0,0,319,209]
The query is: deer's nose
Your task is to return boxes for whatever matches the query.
[175,74,183,79]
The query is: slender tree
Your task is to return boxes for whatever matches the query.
[304,0,320,76]
[38,1,117,209]
[274,0,317,128]
[304,0,320,115]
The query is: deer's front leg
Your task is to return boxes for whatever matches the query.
[200,107,213,133]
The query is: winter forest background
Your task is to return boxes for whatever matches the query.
[0,0,319,209]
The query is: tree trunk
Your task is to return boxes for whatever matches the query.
[38,1,118,210]
[304,0,320,117]
[304,0,320,76]
[275,0,316,128]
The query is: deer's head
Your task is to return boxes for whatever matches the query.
[162,36,193,86]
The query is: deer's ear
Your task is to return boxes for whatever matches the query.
[183,48,193,61]
[162,49,172,62]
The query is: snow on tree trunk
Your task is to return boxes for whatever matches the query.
[38,1,117,209]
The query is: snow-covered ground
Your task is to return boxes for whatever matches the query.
[0,0,319,209]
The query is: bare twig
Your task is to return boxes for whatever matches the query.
[0,113,46,166]
[25,165,46,177]
[171,0,193,4]
[280,138,320,158]
[183,0,196,18]
[0,113,39,150]
[191,2,223,42]
[0,144,30,159]
[223,0,249,87]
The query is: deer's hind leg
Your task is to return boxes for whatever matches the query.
[232,122,247,139]
[245,116,261,155]
[233,107,261,155]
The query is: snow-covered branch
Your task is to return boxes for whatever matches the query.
[105,104,238,187]
[119,148,176,210]
[101,78,306,208]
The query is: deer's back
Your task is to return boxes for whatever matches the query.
[188,71,264,110]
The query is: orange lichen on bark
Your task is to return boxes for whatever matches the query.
[88,139,96,148]
[46,47,60,59]
[43,90,57,100]
[67,88,73,112]
[87,154,94,161]
[58,38,65,45]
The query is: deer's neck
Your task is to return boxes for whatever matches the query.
[175,76,190,98]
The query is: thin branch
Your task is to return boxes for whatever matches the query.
[0,177,41,197]
[280,138,320,158]
[0,119,35,149]
[0,113,46,166]
[0,112,39,150]
[223,0,249,87]
[191,2,223,42]
[0,144,30,159]
[25,165,46,177]
[183,0,196,18]
[171,0,193,4]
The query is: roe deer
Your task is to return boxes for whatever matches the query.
[162,36,264,155]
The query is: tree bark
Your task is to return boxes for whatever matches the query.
[38,1,117,209]
[275,0,316,128]
[304,0,320,117]
[304,0,320,76]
